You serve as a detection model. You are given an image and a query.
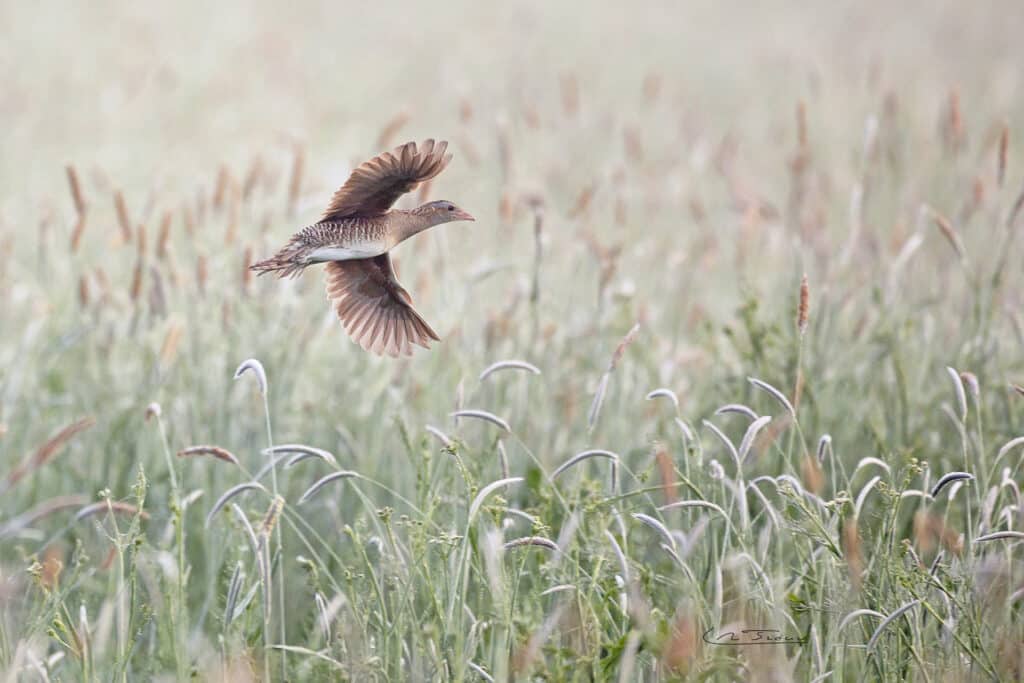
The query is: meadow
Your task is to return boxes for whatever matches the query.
[2,1,1024,680]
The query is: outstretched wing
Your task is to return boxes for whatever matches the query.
[322,140,452,220]
[324,255,440,357]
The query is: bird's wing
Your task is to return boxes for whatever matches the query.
[324,255,440,357]
[321,140,452,220]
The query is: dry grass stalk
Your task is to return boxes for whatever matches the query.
[959,371,979,398]
[792,367,805,412]
[1008,185,1024,229]
[195,188,208,226]
[800,455,824,495]
[156,210,171,258]
[135,223,147,258]
[146,266,165,316]
[998,123,1009,188]
[242,246,253,293]
[4,417,96,490]
[931,208,966,260]
[752,413,792,457]
[66,165,87,216]
[964,175,986,222]
[623,127,644,164]
[129,260,143,302]
[797,273,810,335]
[258,495,285,539]
[459,98,473,123]
[178,445,240,466]
[94,267,110,303]
[114,190,133,242]
[498,192,514,223]
[654,443,678,505]
[69,214,87,252]
[287,145,304,216]
[913,511,963,556]
[568,183,595,219]
[38,545,64,592]
[842,519,863,590]
[78,274,90,308]
[376,111,410,149]
[213,165,230,210]
[160,321,184,366]
[496,121,511,182]
[196,254,208,295]
[581,230,623,297]
[226,184,240,244]
[660,612,699,675]
[610,323,641,371]
[614,195,627,224]
[182,205,195,236]
[643,73,662,103]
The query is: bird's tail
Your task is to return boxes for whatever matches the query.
[250,242,310,279]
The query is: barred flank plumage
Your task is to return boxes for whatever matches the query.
[250,240,313,279]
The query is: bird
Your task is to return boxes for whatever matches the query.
[251,139,474,357]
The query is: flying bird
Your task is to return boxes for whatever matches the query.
[251,139,474,357]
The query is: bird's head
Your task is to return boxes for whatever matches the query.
[414,200,475,225]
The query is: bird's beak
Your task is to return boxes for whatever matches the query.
[453,209,475,222]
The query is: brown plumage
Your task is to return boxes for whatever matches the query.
[251,139,474,356]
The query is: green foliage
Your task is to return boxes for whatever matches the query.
[3,3,1024,681]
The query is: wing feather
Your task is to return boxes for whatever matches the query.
[324,255,439,356]
[321,140,453,220]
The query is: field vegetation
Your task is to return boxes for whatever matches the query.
[2,1,1024,680]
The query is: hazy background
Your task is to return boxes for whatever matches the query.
[4,0,1023,195]
[3,1,1024,679]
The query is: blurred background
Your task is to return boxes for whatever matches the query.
[3,1,1024,679]
[5,0,1024,193]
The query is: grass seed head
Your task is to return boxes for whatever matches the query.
[797,273,810,335]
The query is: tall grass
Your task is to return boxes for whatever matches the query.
[3,2,1024,680]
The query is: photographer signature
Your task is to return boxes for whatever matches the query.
[702,628,807,646]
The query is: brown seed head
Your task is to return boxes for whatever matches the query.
[259,495,285,538]
[842,519,863,590]
[5,418,96,490]
[66,165,87,216]
[178,445,240,466]
[654,443,678,505]
[797,273,810,335]
[114,191,132,242]
[78,275,90,308]
[156,210,171,259]
[129,260,143,302]
[69,214,87,252]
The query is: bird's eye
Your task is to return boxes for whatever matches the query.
[447,205,455,211]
